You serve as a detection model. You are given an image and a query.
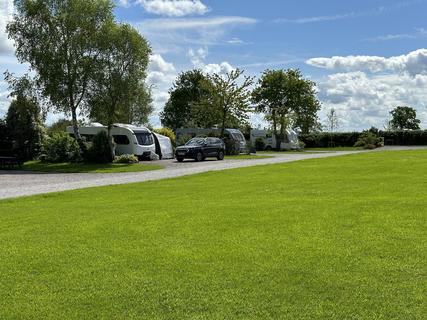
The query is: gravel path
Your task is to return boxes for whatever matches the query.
[0,146,425,200]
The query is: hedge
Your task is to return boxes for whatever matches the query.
[300,130,427,147]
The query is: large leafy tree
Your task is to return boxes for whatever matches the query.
[7,0,114,146]
[252,69,321,147]
[89,22,151,159]
[160,69,215,130]
[389,106,421,130]
[203,69,254,136]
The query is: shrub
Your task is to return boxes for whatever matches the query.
[254,137,266,151]
[153,128,176,147]
[39,132,81,163]
[224,138,240,155]
[380,130,427,145]
[85,131,113,163]
[113,154,139,164]
[176,134,192,146]
[300,132,361,148]
[354,131,383,149]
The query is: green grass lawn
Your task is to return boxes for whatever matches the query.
[1,150,426,319]
[21,160,164,173]
[305,146,364,151]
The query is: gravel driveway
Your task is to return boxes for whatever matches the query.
[0,147,424,200]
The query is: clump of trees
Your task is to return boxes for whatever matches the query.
[161,68,322,145]
[5,0,152,162]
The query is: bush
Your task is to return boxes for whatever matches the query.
[380,130,427,145]
[85,131,113,163]
[176,134,192,146]
[113,154,139,164]
[354,131,383,149]
[153,128,176,147]
[300,132,361,148]
[224,138,240,155]
[254,137,266,151]
[39,132,81,163]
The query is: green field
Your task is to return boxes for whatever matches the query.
[21,160,164,173]
[1,150,426,319]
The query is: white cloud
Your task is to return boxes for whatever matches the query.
[365,28,427,42]
[0,0,14,54]
[203,62,234,75]
[307,49,427,76]
[188,46,234,75]
[275,0,426,24]
[317,71,427,130]
[136,0,209,17]
[146,53,177,124]
[135,16,257,53]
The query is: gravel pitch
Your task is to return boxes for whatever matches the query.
[1,147,424,200]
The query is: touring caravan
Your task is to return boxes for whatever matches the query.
[67,123,173,160]
[176,128,247,153]
[250,129,300,150]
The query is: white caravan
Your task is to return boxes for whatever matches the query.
[250,129,300,150]
[67,123,173,160]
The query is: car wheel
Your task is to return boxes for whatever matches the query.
[217,150,224,160]
[196,152,203,162]
[177,157,184,162]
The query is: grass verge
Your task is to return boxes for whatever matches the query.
[0,150,425,319]
[20,160,164,173]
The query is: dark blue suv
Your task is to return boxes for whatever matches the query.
[175,137,225,162]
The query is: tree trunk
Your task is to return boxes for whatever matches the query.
[272,110,281,150]
[107,124,115,161]
[220,107,227,137]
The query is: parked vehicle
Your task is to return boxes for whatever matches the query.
[250,129,300,150]
[66,123,173,160]
[175,137,225,162]
[176,128,247,153]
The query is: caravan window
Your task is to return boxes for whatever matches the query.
[113,135,130,145]
[135,132,154,146]
[231,132,244,141]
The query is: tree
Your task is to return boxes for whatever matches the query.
[203,69,254,136]
[6,96,45,160]
[252,69,321,148]
[88,22,151,159]
[160,69,214,130]
[326,108,340,132]
[7,0,114,147]
[389,106,421,130]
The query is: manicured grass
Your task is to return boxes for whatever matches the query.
[225,154,273,160]
[1,150,426,319]
[21,160,164,173]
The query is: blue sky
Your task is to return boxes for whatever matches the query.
[1,0,427,131]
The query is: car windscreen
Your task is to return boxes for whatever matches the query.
[134,132,153,146]
[185,138,206,146]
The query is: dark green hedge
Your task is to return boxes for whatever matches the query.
[300,130,427,147]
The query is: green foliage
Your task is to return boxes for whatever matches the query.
[204,69,254,136]
[389,106,421,130]
[300,132,361,148]
[1,150,426,319]
[255,137,266,151]
[153,128,176,146]
[113,154,139,164]
[85,131,113,163]
[6,96,45,160]
[160,69,216,130]
[354,131,383,149]
[252,69,321,138]
[0,118,12,150]
[8,0,115,141]
[89,22,151,128]
[223,138,240,155]
[39,132,81,163]
[381,130,427,145]
[176,134,192,146]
